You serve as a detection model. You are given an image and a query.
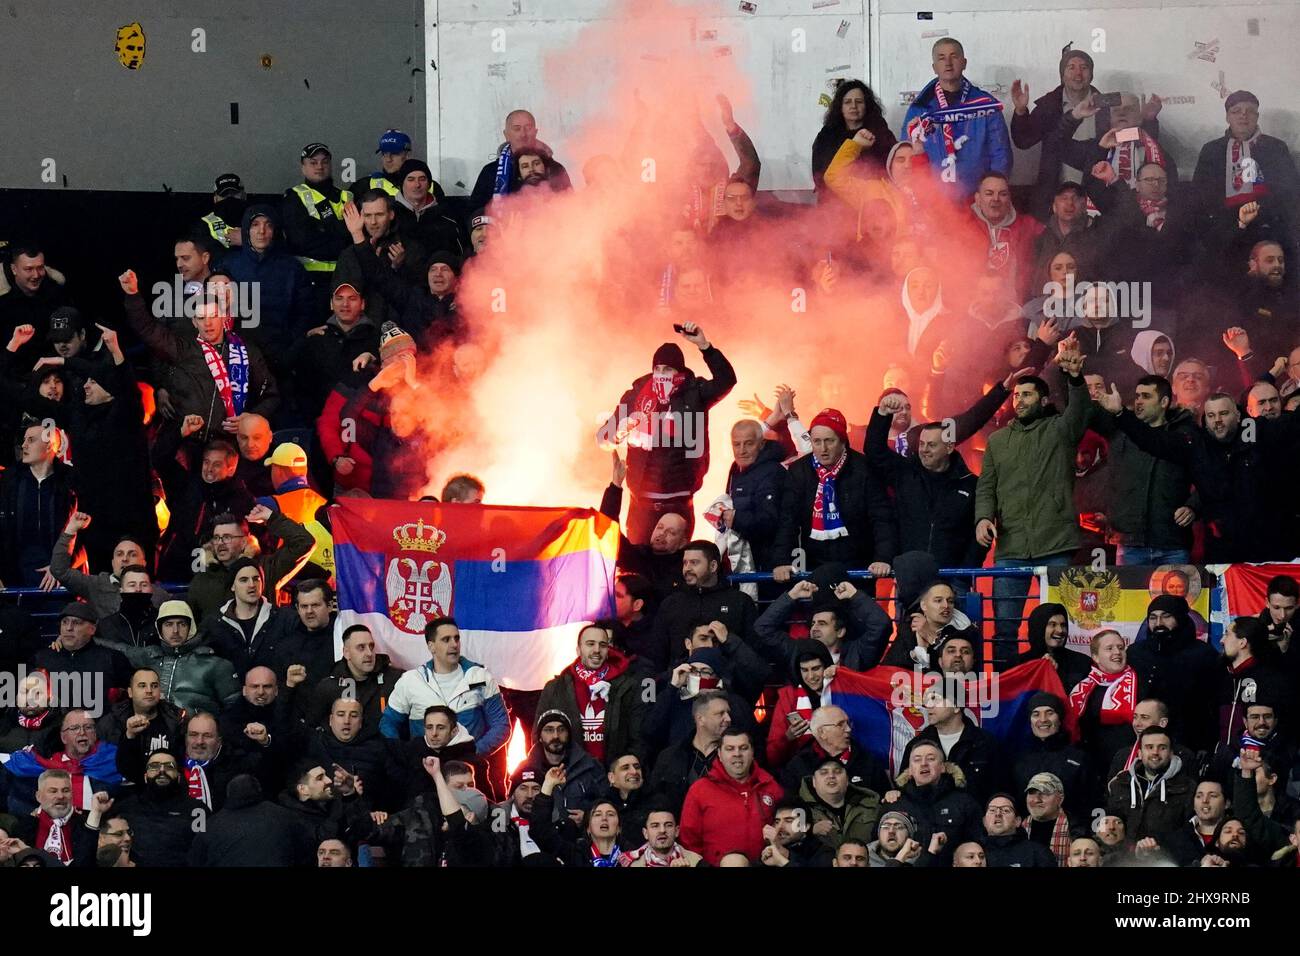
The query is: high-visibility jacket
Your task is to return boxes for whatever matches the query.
[363,175,399,198]
[201,212,233,249]
[290,183,353,272]
[272,479,334,581]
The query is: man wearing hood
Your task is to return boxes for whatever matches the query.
[1017,604,1092,691]
[137,602,240,716]
[119,267,282,433]
[536,621,644,765]
[516,710,605,822]
[976,347,1091,668]
[598,323,736,544]
[113,749,206,866]
[891,736,983,866]
[767,642,836,769]
[1011,691,1091,814]
[957,173,1044,300]
[981,792,1057,867]
[901,37,1010,199]
[1107,726,1195,844]
[468,108,573,214]
[1127,595,1221,753]
[680,728,781,865]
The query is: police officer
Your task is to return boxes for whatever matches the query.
[202,173,247,251]
[364,129,411,198]
[282,143,354,315]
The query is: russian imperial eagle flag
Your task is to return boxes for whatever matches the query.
[332,499,618,689]
[824,659,1070,776]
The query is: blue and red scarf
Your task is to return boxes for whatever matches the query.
[907,79,1003,154]
[809,448,848,541]
[199,332,250,418]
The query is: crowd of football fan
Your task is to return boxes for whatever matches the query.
[1,36,1299,868]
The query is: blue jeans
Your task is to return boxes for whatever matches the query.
[1114,546,1190,566]
[991,553,1073,670]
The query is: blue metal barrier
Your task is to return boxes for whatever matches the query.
[1,584,190,638]
[729,566,1042,669]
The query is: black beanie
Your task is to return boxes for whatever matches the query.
[1027,691,1065,719]
[398,158,434,184]
[425,249,463,276]
[1147,594,1189,620]
[652,342,685,371]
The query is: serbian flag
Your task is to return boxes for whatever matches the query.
[824,659,1071,776]
[332,499,618,689]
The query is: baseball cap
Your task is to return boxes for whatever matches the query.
[264,442,308,469]
[47,307,85,342]
[1025,772,1064,795]
[300,143,331,161]
[214,173,244,197]
[376,129,412,154]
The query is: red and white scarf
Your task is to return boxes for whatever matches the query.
[185,753,216,808]
[809,448,848,541]
[932,79,972,157]
[18,710,50,729]
[572,660,613,763]
[624,371,686,449]
[37,810,75,865]
[1068,665,1138,725]
[197,332,250,419]
[623,841,690,867]
[1227,131,1268,205]
[509,804,542,857]
[1111,129,1165,188]
[1138,196,1168,231]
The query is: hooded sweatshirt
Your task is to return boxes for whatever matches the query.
[1017,603,1093,691]
[221,203,315,357]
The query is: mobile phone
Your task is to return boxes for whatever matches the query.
[1098,92,1123,108]
[786,712,802,726]
[672,323,687,334]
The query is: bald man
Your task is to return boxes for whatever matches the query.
[235,413,274,497]
[469,108,573,214]
[723,418,789,570]
[217,666,302,757]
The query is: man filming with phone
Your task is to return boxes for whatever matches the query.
[598,322,736,545]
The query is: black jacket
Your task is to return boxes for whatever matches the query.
[280,179,353,264]
[1111,407,1300,562]
[268,609,338,687]
[647,737,717,814]
[292,317,382,418]
[982,828,1058,867]
[99,698,187,775]
[893,769,984,866]
[303,655,405,729]
[651,581,759,672]
[113,784,207,866]
[469,152,573,215]
[304,727,406,811]
[600,483,683,604]
[780,741,891,798]
[864,409,985,568]
[773,448,896,570]
[753,589,893,673]
[1192,132,1300,223]
[350,239,462,350]
[1093,407,1196,550]
[1012,731,1093,818]
[12,810,98,867]
[0,459,77,586]
[1127,615,1226,755]
[118,743,260,814]
[915,718,1010,806]
[605,345,737,499]
[725,439,788,570]
[31,639,134,693]
[188,783,314,866]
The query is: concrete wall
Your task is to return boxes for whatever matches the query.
[0,0,425,193]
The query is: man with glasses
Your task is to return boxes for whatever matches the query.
[780,704,890,796]
[3,709,124,815]
[114,749,206,866]
[186,506,314,624]
[95,815,137,867]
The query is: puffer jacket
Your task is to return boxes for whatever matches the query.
[679,760,783,865]
[137,634,240,716]
[892,762,984,865]
[975,377,1091,559]
[725,439,788,569]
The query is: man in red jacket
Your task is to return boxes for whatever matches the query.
[679,728,782,865]
[956,172,1045,300]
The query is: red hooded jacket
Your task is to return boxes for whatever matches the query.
[679,759,782,865]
